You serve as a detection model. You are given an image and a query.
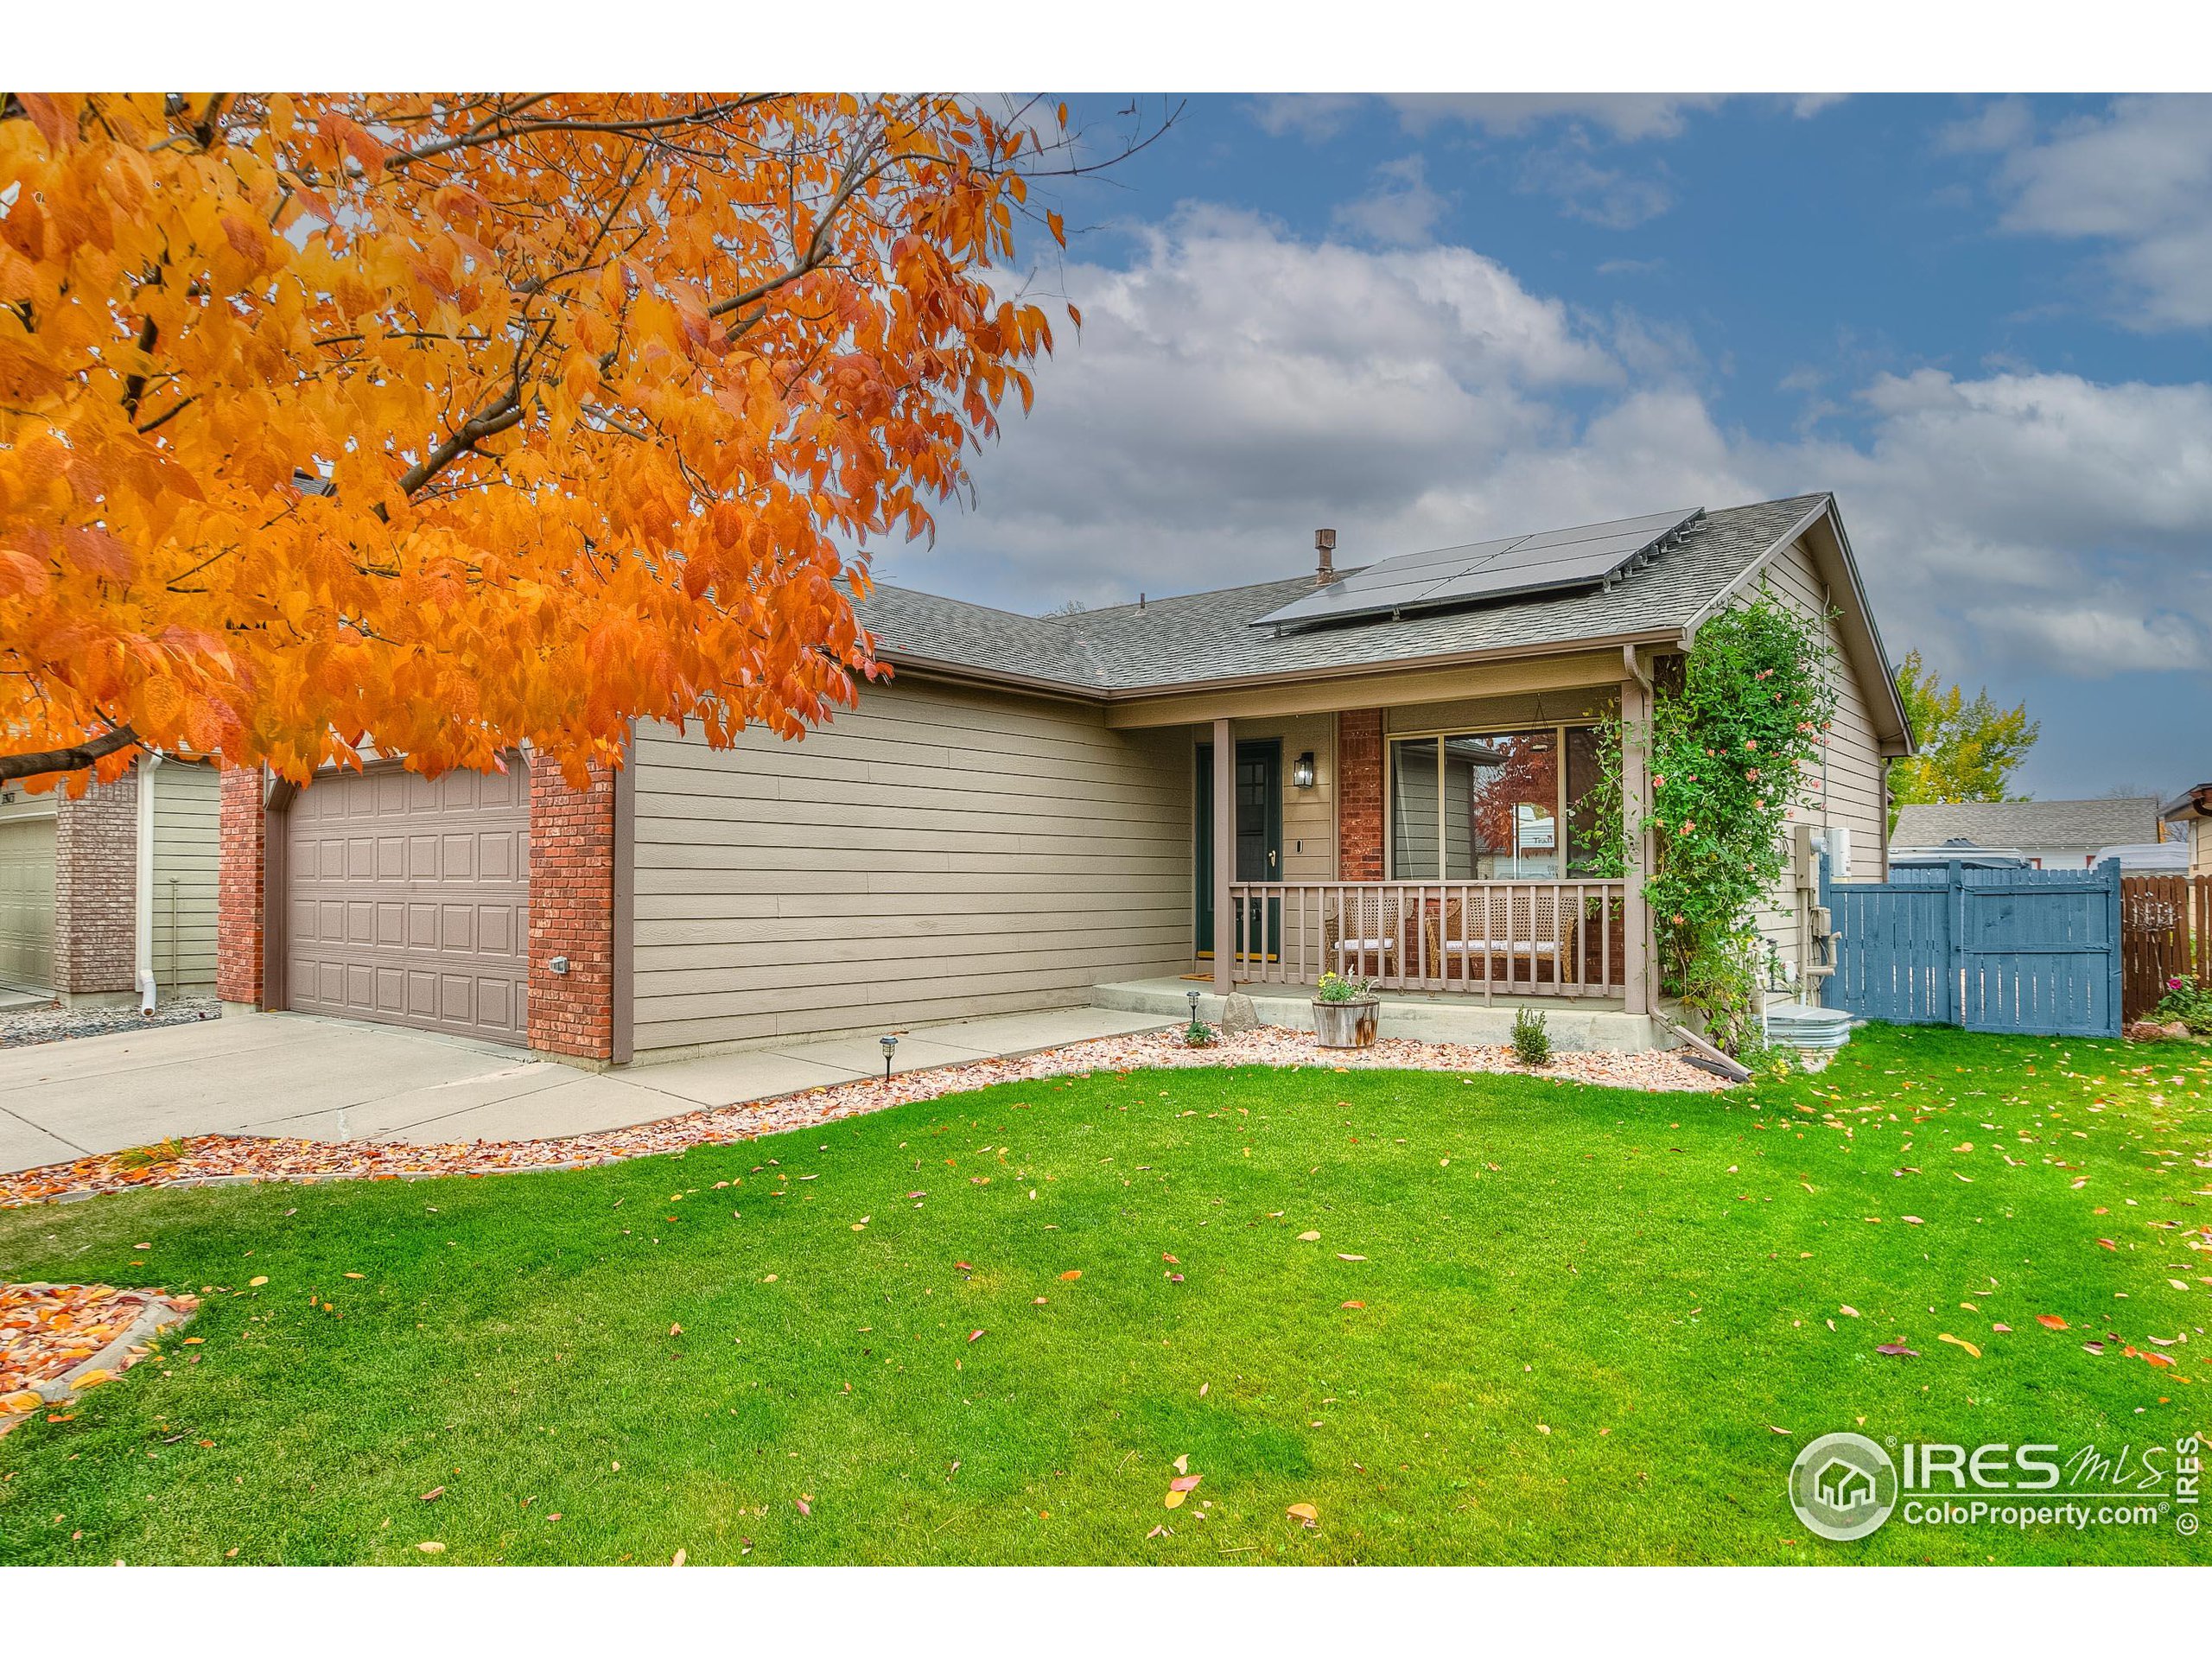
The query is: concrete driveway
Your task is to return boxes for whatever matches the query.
[0,1005,1173,1175]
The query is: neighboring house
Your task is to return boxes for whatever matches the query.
[213,493,1910,1064]
[1890,798,2162,874]
[2161,783,2212,876]
[0,756,221,1005]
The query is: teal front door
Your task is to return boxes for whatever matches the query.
[1195,739,1282,958]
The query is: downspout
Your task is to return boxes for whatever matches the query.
[133,753,162,1012]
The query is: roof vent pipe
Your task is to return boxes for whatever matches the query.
[1314,527,1338,587]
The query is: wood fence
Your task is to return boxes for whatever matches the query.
[2120,874,2212,1020]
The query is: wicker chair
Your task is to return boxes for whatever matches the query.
[1323,890,1409,979]
[1430,888,1566,987]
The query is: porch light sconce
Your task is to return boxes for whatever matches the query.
[1292,751,1317,790]
[880,1033,898,1081]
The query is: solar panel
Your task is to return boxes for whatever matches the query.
[1251,508,1703,631]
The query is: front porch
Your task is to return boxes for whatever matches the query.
[1134,641,1660,1016]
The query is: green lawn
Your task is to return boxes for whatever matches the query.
[3,1024,2207,1565]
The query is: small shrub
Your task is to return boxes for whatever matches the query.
[1510,1006,1552,1068]
[2155,975,2212,1035]
[1184,1020,1216,1047]
[1315,971,1377,1004]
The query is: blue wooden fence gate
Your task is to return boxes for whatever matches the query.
[1820,859,2122,1038]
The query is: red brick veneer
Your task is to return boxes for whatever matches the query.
[216,769,265,1006]
[54,767,138,997]
[1337,709,1384,880]
[528,760,617,1061]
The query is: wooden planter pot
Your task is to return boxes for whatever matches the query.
[1312,998,1380,1049]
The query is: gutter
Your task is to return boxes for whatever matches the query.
[133,753,161,1012]
[879,626,1684,709]
[1651,1008,1754,1083]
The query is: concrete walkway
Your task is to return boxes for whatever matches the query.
[0,1006,1174,1175]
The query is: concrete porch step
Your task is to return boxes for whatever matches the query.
[1091,976,1667,1055]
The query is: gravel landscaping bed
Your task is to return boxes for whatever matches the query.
[0,1282,199,1435]
[0,997,220,1050]
[0,1024,1723,1207]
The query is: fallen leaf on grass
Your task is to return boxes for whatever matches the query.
[2082,1341,2107,1355]
[1170,1474,1203,1492]
[1900,1217,1924,1226]
[968,1329,984,1343]
[248,1276,268,1287]
[2037,1314,2069,1330]
[795,1497,811,1516]
[1337,1254,1367,1262]
[1938,1332,1981,1357]
[668,1323,683,1337]
[1838,1305,1859,1319]
[671,1548,686,1567]
[1059,1270,1082,1281]
[2096,1239,2117,1251]
[1286,1503,1319,1527]
[1297,1231,1321,1242]
[419,1486,445,1503]
[1767,1424,1791,1436]
[343,1272,365,1280]
[1876,1343,1919,1358]
[1341,1300,1365,1310]
[1164,1489,1189,1510]
[416,1541,444,1554]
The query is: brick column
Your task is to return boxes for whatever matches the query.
[54,766,139,1003]
[529,760,618,1063]
[217,769,266,1007]
[1337,709,1384,880]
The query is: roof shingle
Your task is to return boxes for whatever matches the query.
[854,493,1830,695]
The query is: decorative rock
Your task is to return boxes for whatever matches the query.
[1220,994,1260,1035]
[2,1025,1725,1208]
[2125,1020,2190,1043]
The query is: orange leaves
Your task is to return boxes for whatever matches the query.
[1,95,1060,788]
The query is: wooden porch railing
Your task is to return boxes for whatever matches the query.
[1224,880,1630,1001]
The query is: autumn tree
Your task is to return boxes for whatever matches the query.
[0,92,1135,788]
[1887,649,2039,824]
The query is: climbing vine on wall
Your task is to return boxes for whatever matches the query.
[1589,589,1838,1055]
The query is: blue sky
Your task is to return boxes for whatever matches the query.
[868,93,2212,803]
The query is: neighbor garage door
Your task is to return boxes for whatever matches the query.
[0,811,55,994]
[284,763,530,1042]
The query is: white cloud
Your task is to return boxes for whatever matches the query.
[1975,95,2212,328]
[1517,144,1675,229]
[1332,156,1449,246]
[889,211,2212,694]
[1388,94,1723,142]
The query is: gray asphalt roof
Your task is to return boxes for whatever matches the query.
[852,493,1830,695]
[1892,798,2164,852]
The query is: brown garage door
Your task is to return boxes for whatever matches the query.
[285,762,530,1042]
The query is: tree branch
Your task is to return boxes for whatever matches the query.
[0,723,143,784]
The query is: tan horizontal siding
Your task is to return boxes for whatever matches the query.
[1746,540,1891,974]
[630,677,1192,1056]
[149,760,220,992]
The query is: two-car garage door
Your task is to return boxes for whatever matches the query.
[0,810,55,994]
[284,763,530,1043]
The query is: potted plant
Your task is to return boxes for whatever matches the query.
[1312,971,1381,1049]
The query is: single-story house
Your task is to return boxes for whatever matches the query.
[0,755,221,1005]
[213,493,1910,1065]
[2161,783,2212,876]
[1890,797,2163,874]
